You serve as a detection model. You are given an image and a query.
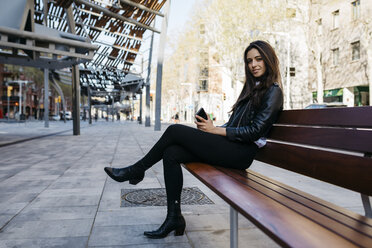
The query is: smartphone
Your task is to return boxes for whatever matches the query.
[195,108,208,122]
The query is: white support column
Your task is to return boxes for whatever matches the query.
[154,0,170,131]
[230,206,238,248]
[145,21,155,127]
[66,5,80,135]
[88,85,92,124]
[112,95,114,122]
[71,65,80,135]
[44,68,49,128]
[18,81,22,117]
[139,92,143,124]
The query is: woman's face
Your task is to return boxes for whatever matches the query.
[247,48,266,78]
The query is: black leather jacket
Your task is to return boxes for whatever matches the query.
[223,83,283,143]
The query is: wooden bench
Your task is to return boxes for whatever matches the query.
[183,106,372,248]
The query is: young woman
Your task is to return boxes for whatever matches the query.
[104,40,283,239]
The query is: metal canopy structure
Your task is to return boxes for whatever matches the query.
[35,0,167,94]
[0,0,167,94]
[0,0,97,69]
[0,0,170,133]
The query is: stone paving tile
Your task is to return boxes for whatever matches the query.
[0,236,88,248]
[63,168,108,177]
[15,206,97,221]
[0,184,50,194]
[29,194,101,208]
[0,193,19,203]
[9,174,61,181]
[94,207,167,226]
[0,192,39,211]
[186,228,279,248]
[0,202,28,215]
[184,212,256,232]
[0,121,367,248]
[47,177,106,190]
[45,188,101,197]
[0,219,94,239]
[88,224,188,247]
[0,214,14,229]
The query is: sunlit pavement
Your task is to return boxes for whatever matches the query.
[0,120,364,247]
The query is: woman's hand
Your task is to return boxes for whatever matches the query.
[195,114,226,136]
[195,114,214,132]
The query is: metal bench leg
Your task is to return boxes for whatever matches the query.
[361,194,372,218]
[230,206,238,248]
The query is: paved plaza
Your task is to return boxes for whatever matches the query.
[0,120,366,248]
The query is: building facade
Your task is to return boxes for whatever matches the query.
[151,0,372,125]
[0,64,62,120]
[308,0,372,106]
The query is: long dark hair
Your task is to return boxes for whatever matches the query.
[231,40,282,111]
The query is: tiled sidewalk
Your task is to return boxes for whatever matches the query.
[0,121,365,247]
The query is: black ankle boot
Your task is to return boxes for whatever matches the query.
[104,164,145,185]
[144,201,186,239]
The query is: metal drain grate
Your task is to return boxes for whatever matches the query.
[120,187,214,207]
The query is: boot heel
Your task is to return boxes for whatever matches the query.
[129,178,142,185]
[174,226,185,236]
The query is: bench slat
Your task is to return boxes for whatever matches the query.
[277,106,372,128]
[218,167,372,238]
[269,125,372,154]
[255,142,372,196]
[243,170,372,227]
[183,162,365,248]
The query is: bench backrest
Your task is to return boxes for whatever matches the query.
[255,106,372,196]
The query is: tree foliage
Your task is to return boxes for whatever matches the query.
[160,0,287,116]
[201,0,286,81]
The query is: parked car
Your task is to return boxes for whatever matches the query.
[60,111,72,120]
[50,115,61,121]
[305,102,347,109]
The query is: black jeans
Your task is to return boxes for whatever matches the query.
[137,124,258,204]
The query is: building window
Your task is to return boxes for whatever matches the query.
[200,67,209,78]
[198,79,208,91]
[198,66,208,91]
[332,10,339,29]
[200,51,209,65]
[199,24,205,35]
[352,0,361,20]
[316,18,322,35]
[285,67,296,77]
[332,48,339,65]
[351,41,360,60]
